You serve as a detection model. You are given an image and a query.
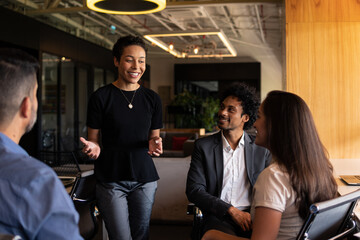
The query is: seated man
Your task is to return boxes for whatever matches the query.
[186,83,271,238]
[0,48,82,239]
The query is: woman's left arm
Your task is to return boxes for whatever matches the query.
[148,129,163,156]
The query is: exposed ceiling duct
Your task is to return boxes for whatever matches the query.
[0,0,283,59]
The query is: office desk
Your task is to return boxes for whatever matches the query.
[332,158,360,223]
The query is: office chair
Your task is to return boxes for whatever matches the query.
[187,203,204,240]
[296,188,360,240]
[188,189,360,240]
[70,170,98,240]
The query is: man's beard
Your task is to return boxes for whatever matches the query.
[25,106,37,133]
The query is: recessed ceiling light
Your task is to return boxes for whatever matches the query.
[144,29,237,58]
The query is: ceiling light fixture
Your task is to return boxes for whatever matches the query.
[146,37,182,57]
[144,29,237,58]
[87,0,166,15]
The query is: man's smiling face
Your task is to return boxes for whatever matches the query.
[217,96,249,132]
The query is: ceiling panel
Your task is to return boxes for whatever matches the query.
[0,0,283,59]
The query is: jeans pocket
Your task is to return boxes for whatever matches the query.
[140,181,157,203]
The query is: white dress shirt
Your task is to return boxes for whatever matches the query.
[220,131,251,210]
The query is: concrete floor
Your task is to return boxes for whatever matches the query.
[150,224,192,240]
[93,221,193,240]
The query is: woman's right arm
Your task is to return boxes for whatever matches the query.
[250,207,282,240]
[201,207,282,240]
[80,127,101,159]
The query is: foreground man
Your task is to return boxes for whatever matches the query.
[0,48,82,239]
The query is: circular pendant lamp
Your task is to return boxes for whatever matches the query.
[87,0,166,15]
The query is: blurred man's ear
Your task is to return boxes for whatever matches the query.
[20,97,31,119]
[242,114,250,123]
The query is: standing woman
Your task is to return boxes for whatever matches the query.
[202,91,338,240]
[80,35,163,240]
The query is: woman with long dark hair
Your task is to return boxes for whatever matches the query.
[202,90,337,240]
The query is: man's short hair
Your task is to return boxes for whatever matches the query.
[0,48,39,124]
[220,83,260,130]
[112,35,147,61]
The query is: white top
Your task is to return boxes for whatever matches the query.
[220,131,251,210]
[251,163,303,240]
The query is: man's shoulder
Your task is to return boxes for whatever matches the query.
[0,157,80,240]
[0,151,57,185]
[243,133,271,168]
[195,131,220,144]
[244,132,266,149]
[0,152,64,205]
[0,153,72,218]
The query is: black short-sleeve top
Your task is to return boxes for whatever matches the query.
[87,84,163,183]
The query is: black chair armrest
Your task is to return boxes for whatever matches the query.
[329,217,357,240]
[187,203,203,218]
[187,203,204,240]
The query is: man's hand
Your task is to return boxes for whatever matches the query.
[80,137,101,159]
[148,136,163,156]
[228,206,252,231]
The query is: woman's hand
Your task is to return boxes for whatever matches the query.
[80,137,101,159]
[148,136,163,156]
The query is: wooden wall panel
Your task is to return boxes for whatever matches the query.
[286,0,360,22]
[286,0,360,159]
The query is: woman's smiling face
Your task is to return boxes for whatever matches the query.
[253,103,268,148]
[114,45,146,85]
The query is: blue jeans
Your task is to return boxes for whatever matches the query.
[96,181,157,240]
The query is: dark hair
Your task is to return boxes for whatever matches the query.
[112,35,147,61]
[262,90,337,219]
[0,48,39,124]
[220,83,259,130]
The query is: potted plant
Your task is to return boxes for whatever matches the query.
[169,90,219,132]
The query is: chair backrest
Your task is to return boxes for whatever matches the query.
[296,189,360,240]
[70,170,96,202]
[69,170,98,240]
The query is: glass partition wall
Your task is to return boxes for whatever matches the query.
[77,66,89,148]
[41,53,58,157]
[40,52,113,168]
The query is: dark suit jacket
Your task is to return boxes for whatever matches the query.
[186,131,271,220]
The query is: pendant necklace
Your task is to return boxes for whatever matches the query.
[119,88,137,109]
